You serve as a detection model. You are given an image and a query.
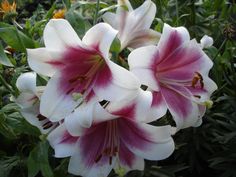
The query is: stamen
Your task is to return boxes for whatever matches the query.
[109,156,112,165]
[192,72,204,89]
[194,95,201,99]
[66,88,74,94]
[94,120,119,165]
[37,114,47,121]
[94,154,102,163]
[69,75,86,83]
[43,121,53,129]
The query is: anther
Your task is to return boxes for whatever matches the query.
[109,156,112,165]
[37,114,47,121]
[43,121,53,129]
[192,72,204,89]
[194,95,201,99]
[66,88,74,95]
[94,154,102,163]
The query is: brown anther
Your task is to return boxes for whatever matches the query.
[69,76,86,83]
[103,148,110,155]
[109,156,112,165]
[94,154,102,163]
[191,72,204,89]
[43,121,53,129]
[37,114,47,121]
[66,88,74,95]
[194,95,201,99]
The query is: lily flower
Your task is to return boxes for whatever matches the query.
[128,24,217,130]
[103,0,160,50]
[27,19,139,121]
[48,98,174,177]
[15,72,58,134]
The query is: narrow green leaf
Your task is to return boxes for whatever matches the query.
[0,22,36,52]
[0,42,13,66]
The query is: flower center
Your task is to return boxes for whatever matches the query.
[66,54,105,95]
[95,120,120,165]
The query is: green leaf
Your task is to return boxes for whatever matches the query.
[0,22,36,52]
[110,37,121,53]
[65,10,91,37]
[28,141,53,177]
[0,42,13,66]
[62,0,71,9]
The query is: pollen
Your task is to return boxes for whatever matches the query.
[191,72,204,89]
[53,9,66,19]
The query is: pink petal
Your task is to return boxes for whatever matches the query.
[128,45,160,91]
[107,89,153,122]
[160,85,199,129]
[94,61,140,101]
[47,124,78,158]
[119,120,174,160]
[157,23,190,62]
[147,91,168,122]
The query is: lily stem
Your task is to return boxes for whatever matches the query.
[0,74,15,95]
[93,0,100,25]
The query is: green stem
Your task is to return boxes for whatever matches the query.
[213,38,227,61]
[175,0,179,26]
[93,0,100,25]
[0,74,15,94]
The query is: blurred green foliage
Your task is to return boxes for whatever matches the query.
[0,0,236,177]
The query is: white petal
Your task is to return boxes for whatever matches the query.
[47,124,78,158]
[27,48,62,77]
[94,61,140,101]
[118,0,156,48]
[21,105,52,134]
[114,156,144,175]
[128,45,160,91]
[102,12,117,29]
[147,91,168,122]
[92,103,116,124]
[130,0,156,30]
[127,29,161,49]
[200,35,213,48]
[15,92,37,108]
[40,73,81,122]
[68,152,114,177]
[124,124,175,160]
[16,72,36,93]
[107,89,152,122]
[43,19,82,50]
[64,102,95,136]
[82,23,118,59]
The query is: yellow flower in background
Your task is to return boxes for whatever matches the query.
[53,9,66,19]
[0,0,16,14]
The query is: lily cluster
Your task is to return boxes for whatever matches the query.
[15,0,217,177]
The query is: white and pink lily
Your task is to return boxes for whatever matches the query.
[48,96,174,177]
[103,0,160,50]
[27,19,140,122]
[128,24,217,130]
[15,72,58,134]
